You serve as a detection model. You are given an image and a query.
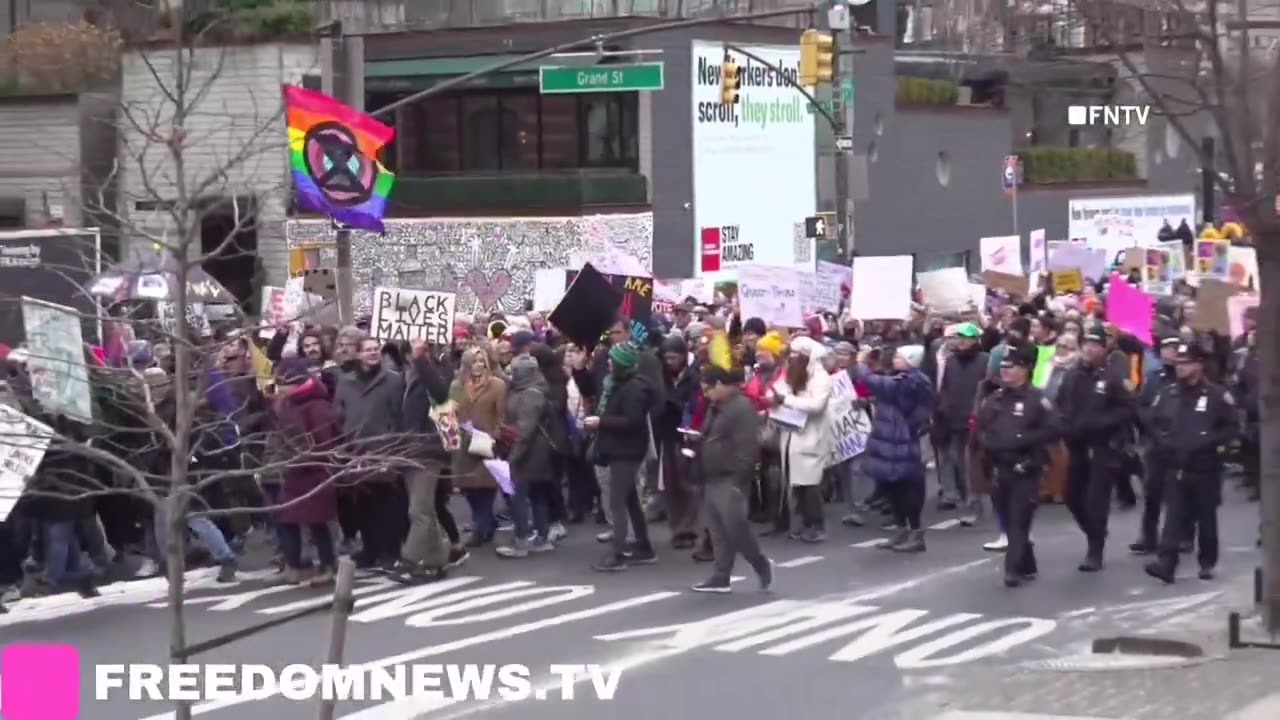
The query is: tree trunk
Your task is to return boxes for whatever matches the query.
[1255,234,1280,635]
[167,491,192,720]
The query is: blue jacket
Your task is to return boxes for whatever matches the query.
[852,364,934,483]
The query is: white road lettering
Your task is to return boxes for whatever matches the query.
[142,591,681,719]
[759,609,978,658]
[258,579,399,615]
[595,600,799,649]
[714,603,879,652]
[893,617,1057,668]
[827,611,982,662]
[405,585,594,627]
[348,578,495,623]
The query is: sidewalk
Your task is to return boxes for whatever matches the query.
[884,570,1280,720]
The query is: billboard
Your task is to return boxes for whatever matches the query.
[691,41,816,279]
[0,229,101,345]
[1067,193,1197,256]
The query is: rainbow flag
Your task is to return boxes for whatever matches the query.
[283,85,395,232]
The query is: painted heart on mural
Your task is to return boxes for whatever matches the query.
[464,269,513,310]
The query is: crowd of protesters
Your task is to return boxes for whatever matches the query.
[0,262,1261,606]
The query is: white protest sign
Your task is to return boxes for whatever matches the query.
[259,285,286,338]
[916,267,971,314]
[533,268,568,312]
[849,255,914,320]
[805,260,850,313]
[826,371,871,466]
[21,297,93,422]
[371,287,456,345]
[1028,228,1047,275]
[0,405,54,521]
[738,264,804,328]
[980,235,1023,275]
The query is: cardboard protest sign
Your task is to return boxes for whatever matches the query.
[1189,279,1238,334]
[1050,268,1083,294]
[1120,247,1145,274]
[982,270,1030,299]
[0,405,54,521]
[370,287,456,345]
[738,264,804,328]
[302,268,337,298]
[548,263,622,350]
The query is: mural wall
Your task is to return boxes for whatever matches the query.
[285,213,654,316]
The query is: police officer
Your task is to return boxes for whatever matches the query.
[1131,336,1182,556]
[1144,342,1239,584]
[1057,324,1138,572]
[976,344,1063,588]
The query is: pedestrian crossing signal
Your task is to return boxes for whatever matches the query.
[720,56,740,105]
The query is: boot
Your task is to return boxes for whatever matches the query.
[879,529,909,549]
[892,530,926,553]
[1077,542,1103,572]
[1018,543,1039,580]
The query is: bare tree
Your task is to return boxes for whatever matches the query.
[0,4,425,717]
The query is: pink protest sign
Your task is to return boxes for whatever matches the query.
[1105,273,1153,345]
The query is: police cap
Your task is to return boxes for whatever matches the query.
[1175,342,1208,363]
[1001,344,1038,370]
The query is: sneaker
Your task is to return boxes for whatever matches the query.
[840,512,865,527]
[880,521,901,532]
[528,538,555,553]
[623,543,657,564]
[691,577,732,594]
[549,522,569,542]
[757,558,774,592]
[1144,561,1175,584]
[983,534,1009,552]
[280,567,313,585]
[592,553,628,572]
[1078,553,1104,573]
[495,544,530,558]
[892,530,926,553]
[880,530,909,549]
[216,559,237,583]
[77,575,100,599]
[308,569,336,586]
[691,548,714,563]
[800,528,826,544]
[936,499,958,511]
[957,514,979,528]
[135,558,160,578]
[1129,541,1154,556]
[446,547,470,568]
[786,529,804,541]
[1198,566,1215,581]
[595,530,614,544]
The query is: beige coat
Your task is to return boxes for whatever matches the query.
[449,371,507,490]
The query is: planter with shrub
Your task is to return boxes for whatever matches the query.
[1020,146,1139,183]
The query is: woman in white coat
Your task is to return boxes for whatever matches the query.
[770,336,834,543]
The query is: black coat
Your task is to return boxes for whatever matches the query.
[593,370,650,464]
[401,355,451,464]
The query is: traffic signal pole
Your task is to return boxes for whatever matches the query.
[825,5,855,259]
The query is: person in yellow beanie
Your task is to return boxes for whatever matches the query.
[756,331,785,358]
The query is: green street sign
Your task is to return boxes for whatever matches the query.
[841,77,854,105]
[539,62,664,94]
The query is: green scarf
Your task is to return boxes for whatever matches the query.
[597,374,615,416]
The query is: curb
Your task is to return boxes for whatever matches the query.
[1228,693,1280,720]
[1091,636,1204,657]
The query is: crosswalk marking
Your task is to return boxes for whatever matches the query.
[775,555,823,568]
[852,539,887,548]
[931,707,1131,712]
[929,519,963,531]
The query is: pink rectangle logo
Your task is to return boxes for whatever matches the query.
[2,644,81,720]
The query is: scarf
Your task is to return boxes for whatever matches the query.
[598,374,616,416]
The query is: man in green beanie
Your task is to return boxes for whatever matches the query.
[583,340,658,571]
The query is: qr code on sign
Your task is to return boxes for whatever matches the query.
[792,222,812,264]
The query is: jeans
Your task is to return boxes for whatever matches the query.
[512,480,551,544]
[151,511,236,565]
[936,434,968,503]
[463,487,498,539]
[842,456,875,510]
[608,459,650,555]
[435,477,460,545]
[277,523,336,570]
[703,482,768,581]
[402,465,448,566]
[43,521,84,584]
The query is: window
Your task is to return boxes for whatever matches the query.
[397,87,638,174]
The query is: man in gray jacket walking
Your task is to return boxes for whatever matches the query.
[691,366,773,594]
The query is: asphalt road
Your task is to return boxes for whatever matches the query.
[0,485,1263,720]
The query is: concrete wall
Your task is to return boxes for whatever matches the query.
[117,42,320,283]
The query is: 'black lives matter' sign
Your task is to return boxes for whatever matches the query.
[371,286,456,346]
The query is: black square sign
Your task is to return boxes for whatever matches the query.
[804,216,827,239]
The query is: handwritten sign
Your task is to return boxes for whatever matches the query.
[982,270,1030,299]
[1050,268,1083,293]
[0,405,54,521]
[565,270,653,345]
[738,264,803,328]
[371,287,456,345]
[21,297,93,422]
[807,261,851,313]
[260,285,286,338]
[980,235,1023,275]
[826,372,871,466]
[1142,246,1173,295]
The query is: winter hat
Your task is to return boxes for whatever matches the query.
[804,315,824,337]
[743,317,767,337]
[511,330,535,353]
[951,322,981,339]
[756,330,785,358]
[608,342,639,369]
[661,334,689,356]
[275,356,312,386]
[895,344,925,369]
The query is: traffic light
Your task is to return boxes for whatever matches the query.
[799,29,834,86]
[720,55,740,104]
